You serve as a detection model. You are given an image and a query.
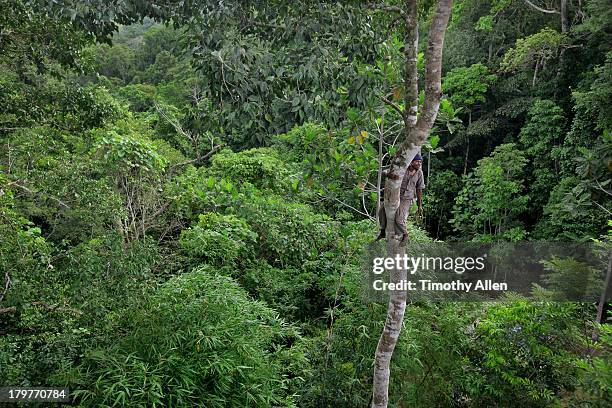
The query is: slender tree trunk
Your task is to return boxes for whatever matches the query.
[427,150,431,185]
[464,137,470,175]
[371,238,409,407]
[596,251,612,323]
[377,113,385,217]
[560,0,568,33]
[463,111,471,175]
[554,0,569,97]
[371,1,452,407]
[463,137,469,175]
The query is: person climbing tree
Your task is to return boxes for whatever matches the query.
[376,155,425,245]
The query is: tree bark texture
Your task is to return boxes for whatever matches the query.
[371,1,453,407]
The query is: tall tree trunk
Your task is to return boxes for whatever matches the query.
[371,1,452,407]
[427,150,431,185]
[522,0,569,94]
[560,0,568,33]
[377,112,386,217]
[463,111,471,175]
[464,137,470,175]
[554,0,569,97]
[596,252,611,324]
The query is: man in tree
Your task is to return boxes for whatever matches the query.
[376,155,425,245]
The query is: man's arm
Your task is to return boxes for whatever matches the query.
[416,188,423,211]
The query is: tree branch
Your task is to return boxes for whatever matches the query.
[403,0,419,128]
[380,96,405,119]
[155,102,192,141]
[362,190,374,220]
[592,178,612,197]
[327,194,373,218]
[523,0,560,14]
[592,200,612,216]
[8,181,70,209]
[0,307,16,314]
[0,272,11,303]
[156,102,224,168]
[168,143,224,169]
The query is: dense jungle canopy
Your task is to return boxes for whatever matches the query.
[0,0,611,406]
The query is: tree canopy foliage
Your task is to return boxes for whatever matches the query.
[0,0,610,406]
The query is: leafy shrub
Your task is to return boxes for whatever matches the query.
[0,72,122,132]
[0,225,160,387]
[452,144,529,240]
[423,170,462,239]
[179,213,258,266]
[234,193,339,268]
[73,268,306,407]
[94,125,168,174]
[207,147,295,193]
[115,84,157,112]
[541,256,604,301]
[239,260,312,319]
[463,300,587,406]
[273,122,332,161]
[534,176,607,241]
[273,123,380,218]
[570,324,612,407]
[170,166,341,268]
[58,86,123,131]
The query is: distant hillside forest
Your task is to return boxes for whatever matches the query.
[1,0,610,407]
